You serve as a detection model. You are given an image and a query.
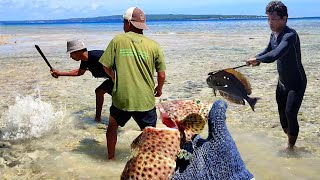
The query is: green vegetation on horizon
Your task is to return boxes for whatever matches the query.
[60,14,265,21]
[1,14,266,23]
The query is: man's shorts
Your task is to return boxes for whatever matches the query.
[96,79,114,95]
[110,105,157,130]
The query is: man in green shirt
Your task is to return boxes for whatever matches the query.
[99,7,166,160]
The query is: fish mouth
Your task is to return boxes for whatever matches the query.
[157,104,177,128]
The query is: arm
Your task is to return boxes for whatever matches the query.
[99,38,116,80]
[103,66,115,81]
[256,34,273,57]
[256,41,272,57]
[51,68,85,78]
[155,71,165,97]
[256,32,296,63]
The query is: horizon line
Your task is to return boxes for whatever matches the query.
[1,14,319,22]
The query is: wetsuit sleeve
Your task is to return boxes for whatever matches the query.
[99,38,116,68]
[256,32,297,63]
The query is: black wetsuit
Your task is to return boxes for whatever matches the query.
[256,26,307,136]
[80,50,113,94]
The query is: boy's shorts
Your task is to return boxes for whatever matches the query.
[96,79,114,95]
[110,105,157,130]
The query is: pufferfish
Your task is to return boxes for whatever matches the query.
[120,99,210,180]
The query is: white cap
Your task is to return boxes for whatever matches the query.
[66,40,86,53]
[123,7,149,30]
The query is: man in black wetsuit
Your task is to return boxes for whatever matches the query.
[246,1,307,150]
[51,40,114,122]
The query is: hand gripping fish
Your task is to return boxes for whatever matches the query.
[206,68,259,111]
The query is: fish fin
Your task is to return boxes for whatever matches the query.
[131,133,143,151]
[247,97,260,111]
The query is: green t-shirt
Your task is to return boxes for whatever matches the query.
[99,32,166,111]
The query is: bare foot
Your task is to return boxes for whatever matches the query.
[108,156,115,161]
[287,143,295,151]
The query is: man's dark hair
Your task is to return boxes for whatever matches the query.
[266,1,288,18]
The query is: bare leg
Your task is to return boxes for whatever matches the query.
[95,88,107,122]
[106,115,118,160]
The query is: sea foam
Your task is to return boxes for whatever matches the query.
[1,91,65,140]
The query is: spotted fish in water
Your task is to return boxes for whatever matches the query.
[206,68,259,111]
[121,127,181,180]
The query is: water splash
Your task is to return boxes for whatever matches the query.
[1,91,65,140]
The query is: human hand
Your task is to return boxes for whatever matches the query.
[154,86,162,97]
[50,69,59,78]
[246,58,260,67]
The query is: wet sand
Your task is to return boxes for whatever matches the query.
[0,24,320,179]
[0,35,11,45]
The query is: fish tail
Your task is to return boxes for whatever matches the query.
[247,97,260,111]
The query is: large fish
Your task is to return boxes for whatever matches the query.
[206,68,259,111]
[121,100,254,180]
[121,127,181,180]
[121,100,210,179]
